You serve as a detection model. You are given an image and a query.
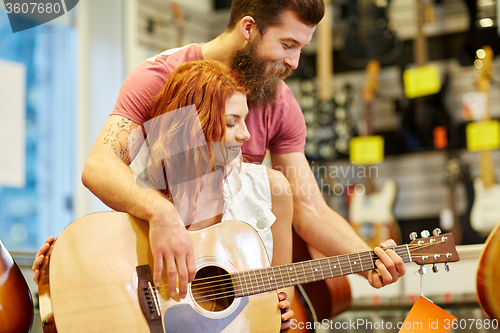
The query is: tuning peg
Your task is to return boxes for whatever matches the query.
[444,263,450,272]
[409,232,418,241]
[421,230,430,238]
[432,263,439,273]
[432,228,442,236]
[418,266,428,275]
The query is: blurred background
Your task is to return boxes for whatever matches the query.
[1,0,499,332]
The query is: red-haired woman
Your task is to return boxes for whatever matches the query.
[34,60,294,331]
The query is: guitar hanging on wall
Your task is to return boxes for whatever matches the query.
[348,60,402,248]
[468,46,500,236]
[303,0,354,161]
[38,211,460,333]
[398,0,451,152]
[341,0,402,68]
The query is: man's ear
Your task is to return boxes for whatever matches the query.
[239,16,256,41]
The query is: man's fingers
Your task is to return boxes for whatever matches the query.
[166,256,177,298]
[186,251,197,283]
[176,258,189,299]
[154,254,164,287]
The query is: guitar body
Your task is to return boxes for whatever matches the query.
[476,222,500,320]
[470,179,500,235]
[348,179,401,247]
[0,240,34,333]
[40,212,281,333]
[399,79,451,152]
[291,230,352,328]
[343,0,401,67]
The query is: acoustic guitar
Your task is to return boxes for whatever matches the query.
[476,222,500,321]
[0,239,34,333]
[38,212,459,333]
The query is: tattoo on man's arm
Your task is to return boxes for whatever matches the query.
[103,117,140,164]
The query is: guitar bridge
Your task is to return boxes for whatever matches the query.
[136,265,163,333]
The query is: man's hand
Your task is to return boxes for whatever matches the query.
[149,211,197,299]
[278,291,294,332]
[365,239,406,288]
[32,236,55,285]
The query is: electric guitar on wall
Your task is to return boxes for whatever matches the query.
[38,212,459,333]
[342,0,402,67]
[348,60,402,248]
[303,0,353,161]
[469,46,500,235]
[398,0,451,151]
[0,240,34,333]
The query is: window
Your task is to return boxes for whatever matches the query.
[0,10,76,251]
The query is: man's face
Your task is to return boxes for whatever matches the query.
[232,10,316,106]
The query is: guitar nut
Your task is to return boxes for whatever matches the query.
[441,236,448,243]
[446,253,452,259]
[422,255,428,262]
[418,240,424,246]
[430,238,435,244]
[434,254,440,260]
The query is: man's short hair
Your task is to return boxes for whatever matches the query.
[227,0,325,35]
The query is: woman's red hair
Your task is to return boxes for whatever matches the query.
[144,60,248,224]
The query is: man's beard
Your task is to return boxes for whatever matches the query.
[231,39,292,107]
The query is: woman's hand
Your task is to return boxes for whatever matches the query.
[279,291,294,332]
[32,236,55,285]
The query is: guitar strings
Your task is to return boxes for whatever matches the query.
[156,245,443,301]
[156,243,440,296]
[180,245,454,305]
[155,242,451,302]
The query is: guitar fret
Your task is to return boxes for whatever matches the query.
[358,252,364,272]
[269,267,278,291]
[346,254,353,274]
[300,262,307,284]
[232,273,242,297]
[258,269,265,293]
[337,256,343,276]
[316,259,325,281]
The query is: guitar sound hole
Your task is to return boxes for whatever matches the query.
[191,266,234,312]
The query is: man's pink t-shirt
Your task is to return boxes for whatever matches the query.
[112,44,306,164]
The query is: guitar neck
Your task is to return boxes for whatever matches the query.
[232,246,410,297]
[415,0,429,66]
[317,0,333,101]
[480,150,496,187]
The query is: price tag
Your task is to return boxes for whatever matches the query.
[350,136,384,165]
[403,65,441,99]
[399,296,456,333]
[462,92,488,121]
[466,120,500,151]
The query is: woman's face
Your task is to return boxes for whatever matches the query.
[213,92,250,167]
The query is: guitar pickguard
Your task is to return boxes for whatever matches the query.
[162,297,248,333]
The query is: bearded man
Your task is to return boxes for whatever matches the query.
[80,0,406,320]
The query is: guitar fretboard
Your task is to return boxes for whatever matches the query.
[414,0,429,66]
[231,246,410,297]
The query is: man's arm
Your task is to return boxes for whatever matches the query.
[81,115,196,298]
[271,152,406,288]
[267,168,294,331]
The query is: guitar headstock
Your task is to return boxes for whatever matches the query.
[408,229,460,269]
[170,2,184,28]
[362,60,380,103]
